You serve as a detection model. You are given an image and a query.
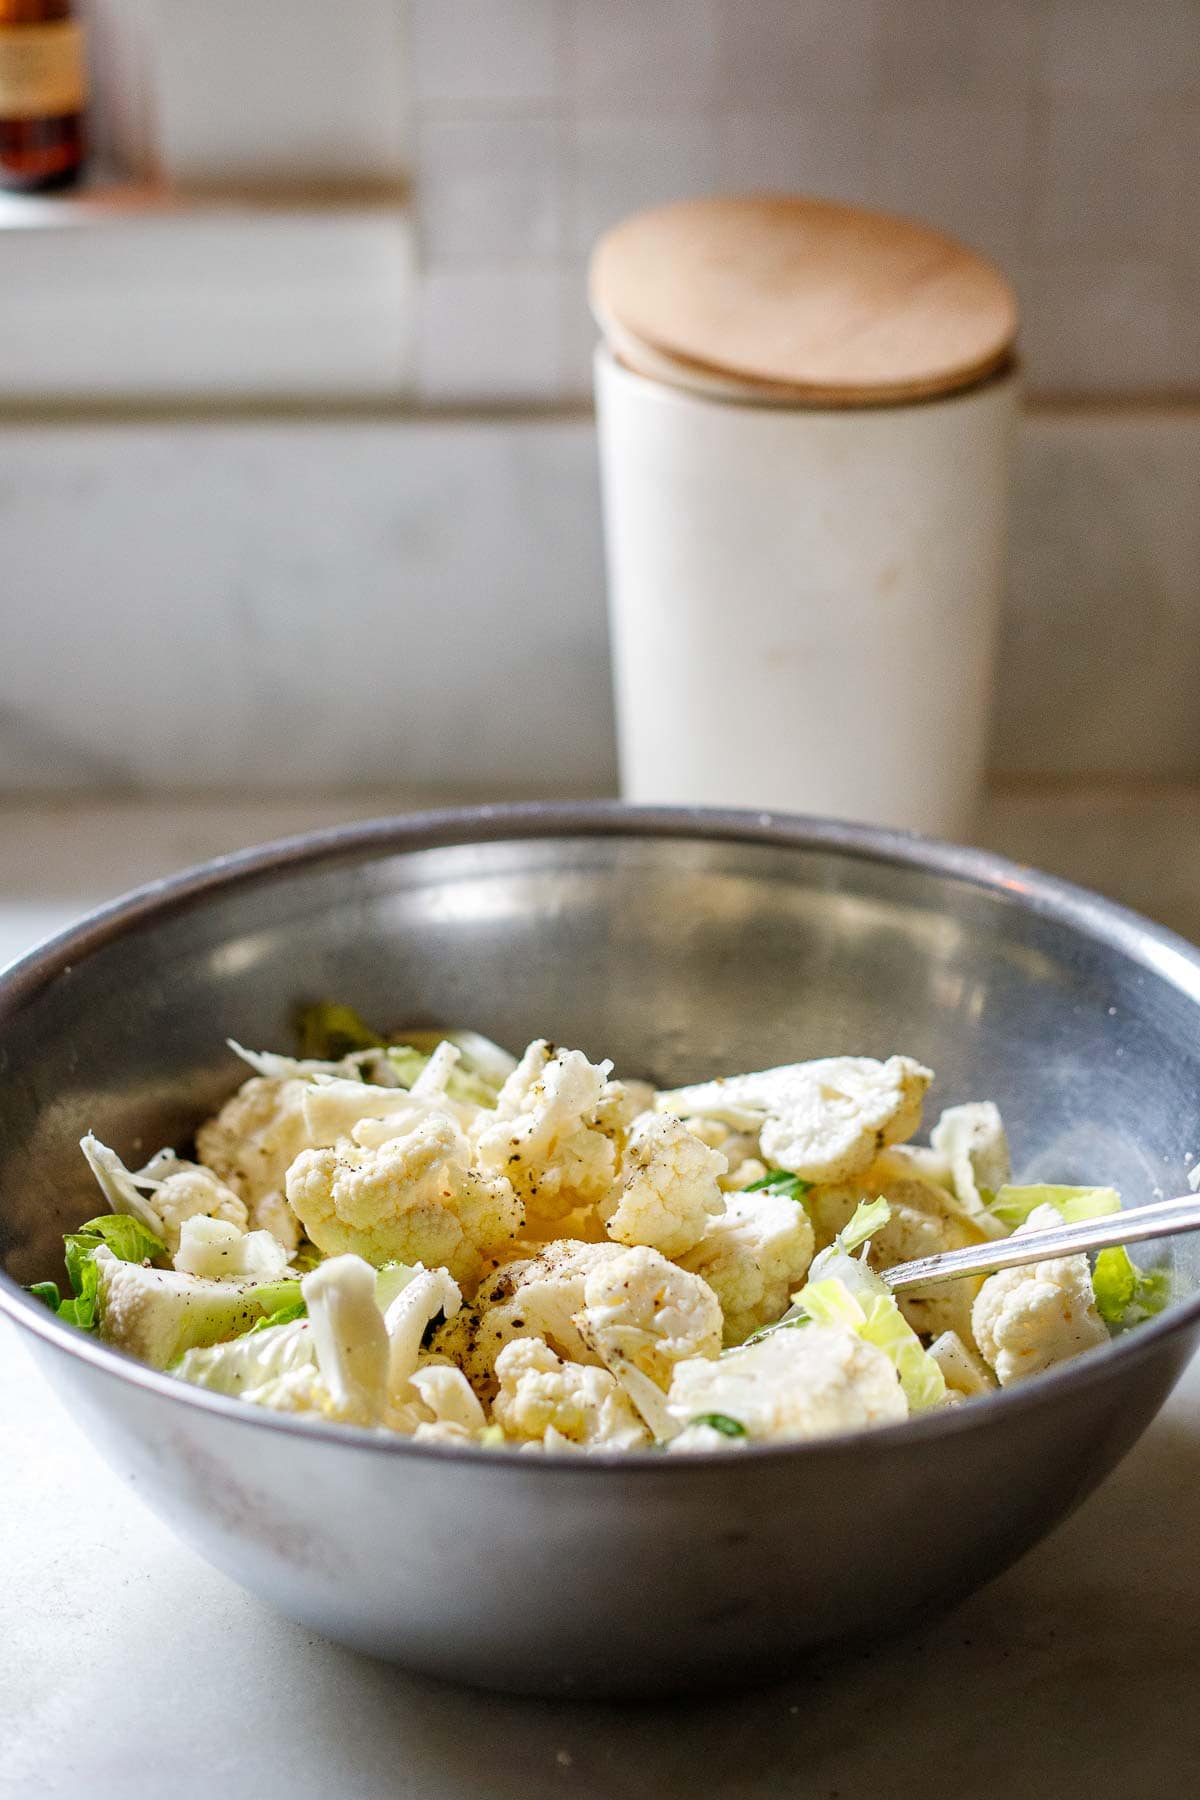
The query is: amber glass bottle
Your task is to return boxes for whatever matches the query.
[0,0,86,192]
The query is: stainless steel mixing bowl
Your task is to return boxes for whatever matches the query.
[3,805,1200,1698]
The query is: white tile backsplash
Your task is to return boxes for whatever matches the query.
[1042,0,1200,99]
[402,0,1200,403]
[1019,260,1184,394]
[713,0,880,104]
[877,0,1036,101]
[415,265,566,399]
[569,115,720,254]
[409,0,560,107]
[0,206,415,399]
[1,409,1198,791]
[564,0,721,110]
[0,418,614,794]
[714,109,878,206]
[874,101,1031,260]
[415,116,565,259]
[146,0,408,186]
[998,415,1200,775]
[1031,103,1186,257]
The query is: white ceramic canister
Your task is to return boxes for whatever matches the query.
[592,196,1018,838]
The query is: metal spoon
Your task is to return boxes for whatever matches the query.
[882,1192,1200,1292]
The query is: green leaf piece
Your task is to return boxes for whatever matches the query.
[296,1001,384,1061]
[743,1169,813,1204]
[76,1214,167,1265]
[248,1298,308,1334]
[838,1196,893,1254]
[688,1413,748,1438]
[1093,1246,1170,1329]
[989,1185,1121,1231]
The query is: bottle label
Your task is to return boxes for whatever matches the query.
[0,20,86,121]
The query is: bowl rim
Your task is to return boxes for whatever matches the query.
[2,797,1199,1472]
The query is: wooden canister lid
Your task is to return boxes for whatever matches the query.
[589,195,1018,406]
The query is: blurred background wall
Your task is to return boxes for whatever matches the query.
[2,0,1197,793]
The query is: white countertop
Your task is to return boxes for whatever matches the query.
[4,790,1200,1798]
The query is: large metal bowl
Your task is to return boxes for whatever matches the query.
[3,805,1200,1698]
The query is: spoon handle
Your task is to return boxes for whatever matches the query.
[882,1192,1200,1292]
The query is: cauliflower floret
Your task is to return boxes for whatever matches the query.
[666,1324,907,1444]
[667,1419,752,1453]
[301,1254,390,1424]
[656,1055,932,1184]
[80,1134,250,1254]
[930,1101,1010,1229]
[172,1215,290,1281]
[679,1118,766,1191]
[593,1077,655,1143]
[971,1203,1110,1386]
[427,1239,628,1396]
[196,1067,438,1255]
[94,1248,283,1369]
[492,1337,649,1450]
[303,1076,437,1148]
[195,1076,314,1251]
[679,1186,815,1345]
[409,1364,487,1434]
[311,1046,488,1155]
[411,1420,481,1447]
[600,1113,726,1258]
[147,1168,249,1252]
[472,1041,621,1225]
[928,1330,996,1400]
[723,1157,769,1192]
[383,1264,464,1403]
[284,1113,522,1283]
[809,1146,988,1341]
[574,1244,723,1393]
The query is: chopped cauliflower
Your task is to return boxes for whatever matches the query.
[679,1185,815,1345]
[409,1364,487,1434]
[666,1324,907,1444]
[172,1215,290,1282]
[928,1330,996,1399]
[383,1264,463,1404]
[238,1363,372,1426]
[309,1047,489,1154]
[195,1075,315,1250]
[593,1077,655,1144]
[428,1239,628,1395]
[238,1256,396,1429]
[301,1254,390,1425]
[601,1113,726,1258]
[679,1118,767,1191]
[54,1023,1138,1456]
[146,1168,249,1251]
[284,1113,522,1283]
[809,1146,988,1341]
[656,1055,932,1184]
[492,1337,649,1449]
[972,1203,1109,1386]
[472,1041,621,1224]
[575,1244,723,1393]
[411,1420,481,1447]
[95,1248,282,1369]
[302,1075,436,1148]
[80,1135,249,1253]
[930,1101,1010,1231]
